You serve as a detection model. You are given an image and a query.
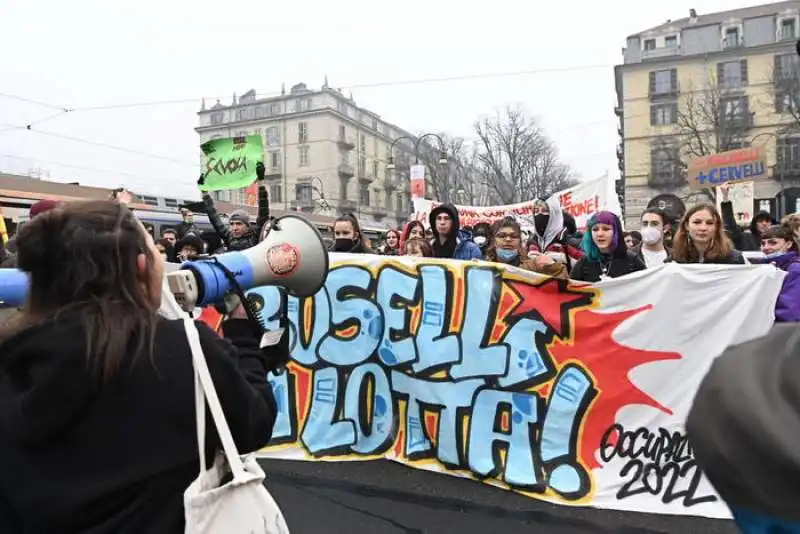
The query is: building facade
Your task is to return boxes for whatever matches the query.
[195,81,419,229]
[615,1,800,228]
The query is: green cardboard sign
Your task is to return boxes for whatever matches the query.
[199,135,264,191]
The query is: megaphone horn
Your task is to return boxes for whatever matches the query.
[167,213,329,311]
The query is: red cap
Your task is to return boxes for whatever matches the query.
[29,199,62,218]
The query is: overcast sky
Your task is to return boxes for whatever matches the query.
[0,0,761,201]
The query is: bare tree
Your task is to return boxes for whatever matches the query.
[472,107,577,204]
[769,53,800,131]
[416,134,487,205]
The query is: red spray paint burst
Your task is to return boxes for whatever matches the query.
[548,307,682,469]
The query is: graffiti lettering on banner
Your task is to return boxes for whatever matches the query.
[200,256,701,505]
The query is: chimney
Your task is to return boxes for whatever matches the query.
[689,8,698,22]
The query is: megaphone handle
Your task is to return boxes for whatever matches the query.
[272,289,290,376]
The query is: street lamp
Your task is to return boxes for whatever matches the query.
[750,131,786,217]
[386,133,448,170]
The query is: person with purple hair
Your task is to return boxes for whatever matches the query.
[570,211,645,282]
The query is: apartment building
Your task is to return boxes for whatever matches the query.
[615,1,800,228]
[195,81,418,229]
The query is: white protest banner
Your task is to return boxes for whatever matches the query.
[411,198,538,228]
[551,174,616,231]
[200,257,784,519]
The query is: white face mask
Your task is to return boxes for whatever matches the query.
[641,226,662,245]
[474,236,487,246]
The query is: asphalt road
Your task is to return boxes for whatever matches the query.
[260,459,739,534]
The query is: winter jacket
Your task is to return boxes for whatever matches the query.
[687,324,800,531]
[202,185,269,251]
[667,249,746,265]
[428,204,482,260]
[720,201,776,252]
[526,197,583,271]
[570,250,646,282]
[750,251,800,322]
[0,313,278,533]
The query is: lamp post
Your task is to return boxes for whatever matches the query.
[386,133,448,204]
[750,131,786,217]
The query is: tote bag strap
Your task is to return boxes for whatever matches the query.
[182,316,247,480]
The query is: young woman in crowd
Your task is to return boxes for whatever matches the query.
[331,213,372,253]
[751,224,800,322]
[670,204,745,264]
[0,200,279,532]
[404,237,433,257]
[380,229,401,255]
[399,220,426,253]
[623,231,642,250]
[485,216,567,278]
[570,211,646,282]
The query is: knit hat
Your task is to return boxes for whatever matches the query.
[29,199,62,218]
[229,210,250,224]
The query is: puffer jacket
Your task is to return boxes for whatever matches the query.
[202,186,269,251]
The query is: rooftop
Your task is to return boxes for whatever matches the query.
[629,0,800,38]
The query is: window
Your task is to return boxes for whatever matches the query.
[269,150,281,170]
[373,138,378,156]
[270,185,282,203]
[265,126,280,147]
[776,90,800,113]
[359,156,366,176]
[298,122,308,144]
[665,35,677,48]
[759,199,772,213]
[371,117,378,130]
[256,106,268,118]
[649,69,677,95]
[724,27,741,48]
[718,60,748,88]
[650,143,680,185]
[372,160,379,177]
[385,191,393,210]
[299,146,310,166]
[141,195,159,206]
[720,96,749,124]
[644,39,656,50]
[210,112,223,125]
[781,18,797,41]
[270,103,281,115]
[339,125,346,141]
[650,103,677,126]
[296,184,313,201]
[775,54,799,81]
[237,108,252,121]
[778,137,800,167]
[359,184,370,205]
[164,198,179,208]
[360,134,366,153]
[295,98,312,112]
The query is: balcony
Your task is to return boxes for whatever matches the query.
[779,27,797,42]
[336,199,358,215]
[723,36,743,50]
[337,136,355,151]
[358,172,374,184]
[641,44,681,61]
[263,166,281,180]
[371,205,387,219]
[338,163,354,178]
[383,178,397,192]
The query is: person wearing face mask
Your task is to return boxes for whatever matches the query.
[570,211,646,282]
[526,198,583,270]
[471,222,491,254]
[485,217,567,278]
[331,214,372,253]
[634,208,671,268]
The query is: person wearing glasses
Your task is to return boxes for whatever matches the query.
[484,216,567,278]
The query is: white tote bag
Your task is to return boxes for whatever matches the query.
[181,314,290,534]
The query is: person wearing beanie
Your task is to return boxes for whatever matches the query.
[29,199,63,219]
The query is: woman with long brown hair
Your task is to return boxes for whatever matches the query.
[485,216,567,278]
[0,200,280,532]
[671,203,745,264]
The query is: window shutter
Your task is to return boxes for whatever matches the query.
[717,62,725,86]
[776,55,783,81]
[670,103,678,124]
[650,106,658,125]
[670,69,678,92]
[649,72,656,94]
[741,60,748,84]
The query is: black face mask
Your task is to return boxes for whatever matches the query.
[534,214,549,236]
[334,238,354,252]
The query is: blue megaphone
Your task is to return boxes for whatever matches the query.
[0,268,30,308]
[0,214,329,310]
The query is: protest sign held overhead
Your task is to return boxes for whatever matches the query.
[687,146,769,190]
[199,135,265,192]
